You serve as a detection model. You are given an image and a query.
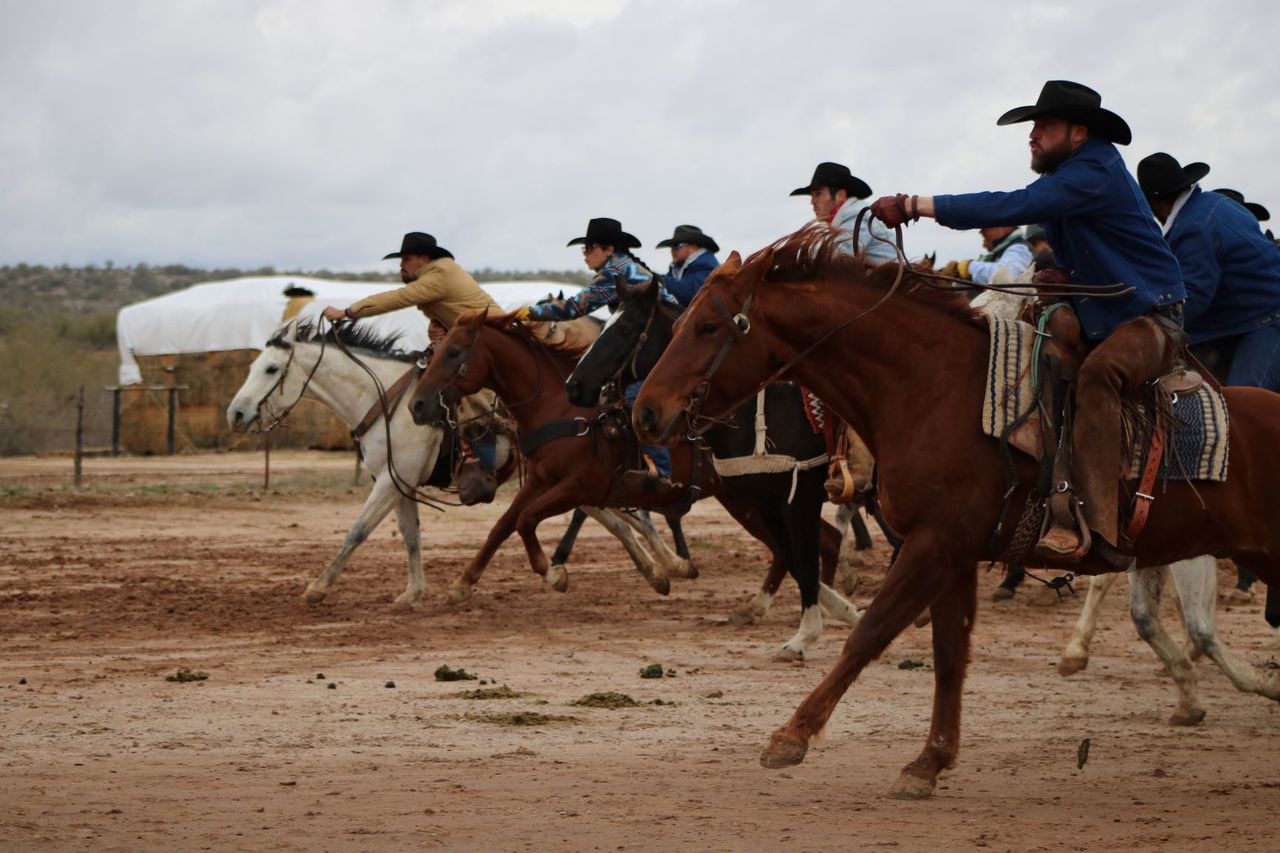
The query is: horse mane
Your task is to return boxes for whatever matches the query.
[745,223,982,324]
[271,319,416,362]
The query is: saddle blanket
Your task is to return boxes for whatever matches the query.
[982,315,1229,482]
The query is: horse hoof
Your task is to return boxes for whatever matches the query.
[1168,707,1206,726]
[991,586,1016,601]
[773,645,804,663]
[447,586,473,604]
[886,771,936,800]
[760,731,809,768]
[914,612,931,628]
[649,575,671,596]
[1058,657,1088,677]
[727,608,758,626]
[390,597,416,613]
[676,559,699,580]
[546,566,570,593]
[302,586,327,606]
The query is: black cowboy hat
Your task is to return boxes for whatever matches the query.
[1137,153,1211,199]
[996,80,1132,146]
[655,224,720,253]
[1212,188,1271,222]
[382,232,454,260]
[789,162,873,200]
[565,217,641,249]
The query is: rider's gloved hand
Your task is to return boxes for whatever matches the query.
[1032,268,1069,286]
[868,194,918,228]
[940,260,971,279]
[511,306,532,322]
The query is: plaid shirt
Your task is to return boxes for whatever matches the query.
[528,253,676,320]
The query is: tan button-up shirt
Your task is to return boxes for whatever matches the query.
[347,257,501,330]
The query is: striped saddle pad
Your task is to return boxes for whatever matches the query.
[981,315,1229,482]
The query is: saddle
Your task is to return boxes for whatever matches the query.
[990,303,1222,568]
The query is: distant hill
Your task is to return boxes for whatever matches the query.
[0,263,593,319]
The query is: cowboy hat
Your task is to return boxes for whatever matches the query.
[1212,188,1271,222]
[789,162,873,200]
[565,217,641,249]
[1137,153,1211,199]
[997,80,1132,146]
[382,232,454,260]
[655,224,720,252]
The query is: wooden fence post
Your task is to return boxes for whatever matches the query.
[74,385,85,488]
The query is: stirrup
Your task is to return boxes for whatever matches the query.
[1035,484,1092,562]
[621,469,678,495]
[824,458,857,505]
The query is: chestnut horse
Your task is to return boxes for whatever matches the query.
[407,310,849,625]
[633,227,1280,798]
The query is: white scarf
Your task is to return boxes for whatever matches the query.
[1161,185,1196,236]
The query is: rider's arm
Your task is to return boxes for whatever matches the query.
[969,242,1034,285]
[345,266,449,320]
[527,274,614,321]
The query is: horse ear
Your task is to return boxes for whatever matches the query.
[722,251,742,274]
[283,320,299,343]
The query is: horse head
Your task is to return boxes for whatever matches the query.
[565,279,672,407]
[226,320,303,432]
[633,250,780,445]
[409,308,494,426]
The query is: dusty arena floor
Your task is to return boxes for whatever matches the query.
[2,450,1278,852]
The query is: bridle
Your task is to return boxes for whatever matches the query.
[254,326,329,432]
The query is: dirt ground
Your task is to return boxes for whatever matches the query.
[2,450,1278,852]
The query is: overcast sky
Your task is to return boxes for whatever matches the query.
[2,0,1278,274]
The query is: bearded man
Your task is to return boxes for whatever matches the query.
[870,81,1185,563]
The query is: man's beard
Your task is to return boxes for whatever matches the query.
[400,271,414,283]
[1031,138,1075,175]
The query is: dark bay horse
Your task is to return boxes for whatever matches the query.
[564,280,864,657]
[633,228,1280,798]
[407,310,850,632]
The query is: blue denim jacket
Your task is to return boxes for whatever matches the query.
[528,253,677,320]
[662,250,719,307]
[1166,187,1280,344]
[933,138,1185,341]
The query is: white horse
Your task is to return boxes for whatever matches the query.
[1059,559,1280,723]
[226,319,688,610]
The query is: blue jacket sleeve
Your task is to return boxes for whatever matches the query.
[1172,226,1222,328]
[934,158,1114,230]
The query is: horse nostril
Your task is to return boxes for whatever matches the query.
[636,404,657,434]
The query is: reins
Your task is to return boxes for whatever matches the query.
[674,215,1136,438]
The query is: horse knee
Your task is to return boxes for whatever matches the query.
[1130,607,1159,642]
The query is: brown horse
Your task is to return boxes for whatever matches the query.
[407,309,848,608]
[633,227,1280,799]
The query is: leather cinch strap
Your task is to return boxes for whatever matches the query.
[351,363,425,443]
[1124,404,1166,543]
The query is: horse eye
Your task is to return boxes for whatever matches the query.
[696,321,719,337]
[446,346,462,360]
[265,365,280,375]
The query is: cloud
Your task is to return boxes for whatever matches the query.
[2,0,1278,271]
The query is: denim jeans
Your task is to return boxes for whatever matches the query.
[623,380,672,478]
[470,435,498,469]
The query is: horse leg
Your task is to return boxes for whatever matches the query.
[514,483,584,593]
[888,564,978,800]
[390,496,426,612]
[992,563,1025,601]
[1169,555,1280,701]
[1058,572,1122,676]
[660,512,701,578]
[719,499,786,625]
[581,507,669,596]
[448,484,536,602]
[549,508,590,573]
[761,533,960,773]
[1128,566,1205,726]
[303,473,401,605]
[777,496,825,662]
[826,511,859,595]
[624,509,695,580]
